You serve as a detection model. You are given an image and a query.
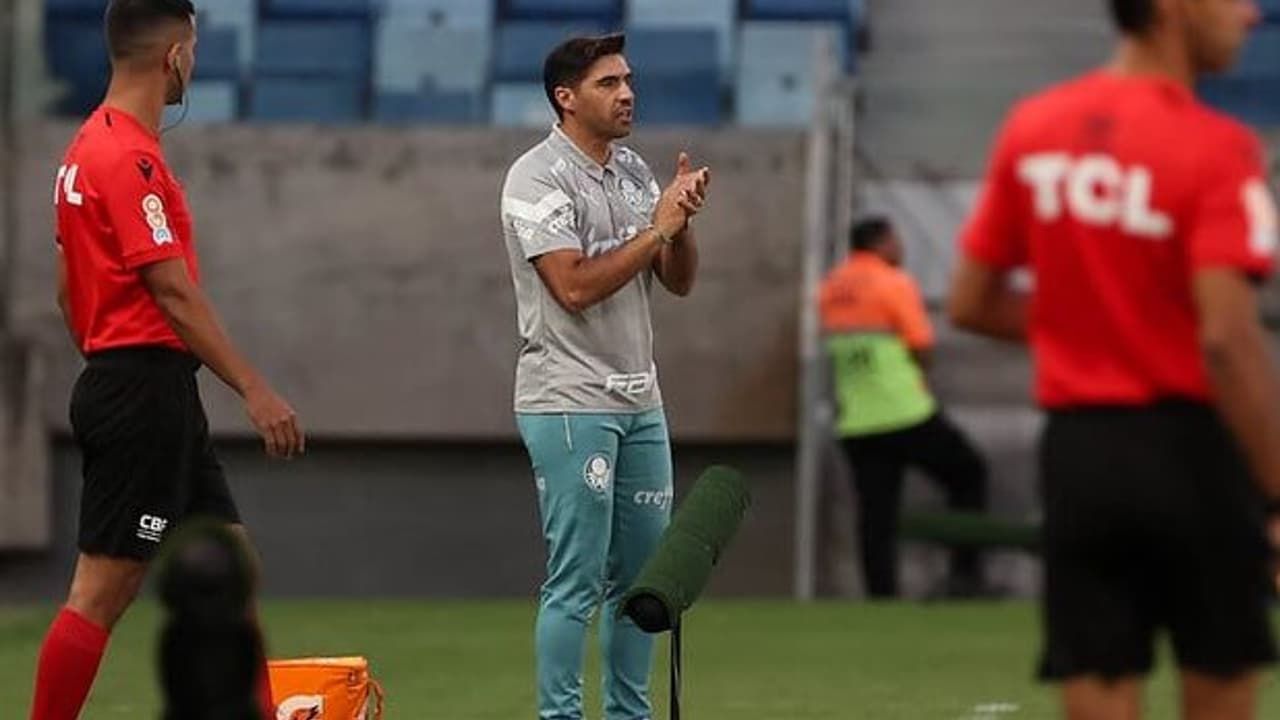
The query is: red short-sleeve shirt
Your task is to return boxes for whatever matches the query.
[55,106,200,354]
[959,71,1278,408]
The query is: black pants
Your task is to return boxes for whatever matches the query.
[841,412,988,598]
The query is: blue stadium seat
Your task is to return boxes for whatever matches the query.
[263,0,374,18]
[491,82,555,127]
[492,21,611,83]
[200,0,256,67]
[626,29,722,124]
[168,80,240,123]
[374,22,490,92]
[45,0,103,16]
[374,86,487,124]
[745,0,860,21]
[1200,76,1280,126]
[194,27,241,81]
[254,20,372,78]
[625,28,718,76]
[635,72,721,125]
[1236,26,1280,76]
[502,0,622,23]
[248,78,366,122]
[627,0,735,74]
[383,0,495,28]
[46,18,109,115]
[1261,0,1280,21]
[736,23,847,126]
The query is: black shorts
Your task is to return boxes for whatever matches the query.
[1038,400,1276,680]
[71,346,240,561]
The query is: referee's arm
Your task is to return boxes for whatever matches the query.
[55,245,84,352]
[140,258,304,459]
[1196,269,1280,502]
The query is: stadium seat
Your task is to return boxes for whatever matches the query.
[627,0,736,74]
[635,72,721,125]
[744,0,860,21]
[374,86,487,124]
[254,20,373,79]
[248,77,367,122]
[45,17,110,115]
[492,21,612,83]
[169,81,241,123]
[263,0,375,18]
[1261,0,1280,22]
[1200,76,1280,126]
[200,0,256,67]
[194,27,241,81]
[382,0,495,28]
[374,22,490,92]
[626,29,722,125]
[44,0,103,16]
[1236,26,1280,76]
[491,82,555,127]
[736,22,847,126]
[502,0,623,23]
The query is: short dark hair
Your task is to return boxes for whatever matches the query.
[543,33,626,120]
[850,217,894,252]
[1108,0,1157,35]
[105,0,196,62]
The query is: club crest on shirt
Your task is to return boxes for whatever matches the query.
[136,157,154,182]
[142,193,173,246]
[619,176,655,215]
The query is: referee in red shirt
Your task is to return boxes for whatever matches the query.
[31,3,302,719]
[950,1,1279,718]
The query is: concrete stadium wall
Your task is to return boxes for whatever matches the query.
[10,123,807,442]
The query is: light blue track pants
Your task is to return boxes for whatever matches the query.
[516,409,673,720]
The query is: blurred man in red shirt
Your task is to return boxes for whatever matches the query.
[32,2,302,718]
[950,1,1280,718]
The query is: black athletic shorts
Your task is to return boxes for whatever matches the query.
[1038,399,1276,680]
[71,346,240,561]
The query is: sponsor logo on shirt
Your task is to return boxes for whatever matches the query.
[1018,153,1172,238]
[605,372,654,397]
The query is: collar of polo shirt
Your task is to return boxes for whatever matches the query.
[551,124,622,181]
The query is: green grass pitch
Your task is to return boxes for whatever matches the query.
[3,601,1278,718]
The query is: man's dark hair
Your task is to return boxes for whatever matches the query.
[543,33,626,120]
[1109,0,1157,35]
[105,0,196,62]
[850,217,894,252]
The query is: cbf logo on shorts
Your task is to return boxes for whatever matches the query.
[584,454,612,492]
[136,514,169,543]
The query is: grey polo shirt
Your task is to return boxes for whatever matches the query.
[501,125,665,414]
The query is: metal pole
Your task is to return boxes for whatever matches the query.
[0,0,17,332]
[793,34,839,601]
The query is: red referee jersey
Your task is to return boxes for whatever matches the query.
[55,106,199,354]
[960,71,1280,408]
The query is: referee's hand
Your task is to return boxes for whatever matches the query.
[244,385,304,459]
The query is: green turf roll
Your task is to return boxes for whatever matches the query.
[621,465,751,632]
[898,510,1040,553]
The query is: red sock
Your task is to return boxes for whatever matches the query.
[30,607,109,720]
